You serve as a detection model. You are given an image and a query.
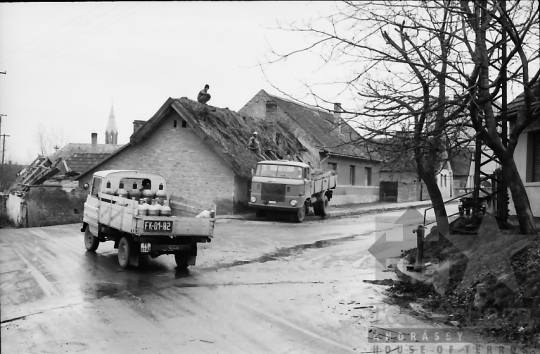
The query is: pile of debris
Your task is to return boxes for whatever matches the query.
[10,157,61,195]
[9,155,81,195]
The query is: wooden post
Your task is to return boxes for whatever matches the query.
[413,225,425,272]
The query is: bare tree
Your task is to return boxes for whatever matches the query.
[35,124,67,157]
[456,0,540,234]
[265,0,539,234]
[266,1,471,234]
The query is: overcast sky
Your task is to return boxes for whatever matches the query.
[0,2,346,164]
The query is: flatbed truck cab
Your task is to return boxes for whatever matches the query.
[248,161,337,223]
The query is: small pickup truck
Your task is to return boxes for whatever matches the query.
[81,170,216,269]
[248,161,337,223]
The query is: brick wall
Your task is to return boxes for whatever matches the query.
[79,110,238,214]
[26,186,88,227]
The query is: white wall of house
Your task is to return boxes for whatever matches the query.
[509,125,540,217]
[437,163,454,199]
[6,194,23,226]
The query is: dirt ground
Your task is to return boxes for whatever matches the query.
[392,215,540,350]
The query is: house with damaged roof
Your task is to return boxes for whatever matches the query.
[7,109,122,227]
[239,90,382,204]
[76,97,313,214]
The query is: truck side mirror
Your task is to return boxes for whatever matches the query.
[83,183,90,190]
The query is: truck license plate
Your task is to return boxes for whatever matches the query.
[141,243,151,253]
[143,220,173,232]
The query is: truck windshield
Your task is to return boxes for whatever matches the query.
[255,164,303,179]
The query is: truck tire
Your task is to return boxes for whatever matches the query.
[318,194,328,217]
[293,205,305,223]
[84,228,99,252]
[175,251,189,269]
[118,237,132,269]
[313,195,322,216]
[256,209,266,218]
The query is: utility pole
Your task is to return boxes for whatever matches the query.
[1,134,9,165]
[0,114,5,140]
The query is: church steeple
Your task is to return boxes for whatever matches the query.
[105,105,118,145]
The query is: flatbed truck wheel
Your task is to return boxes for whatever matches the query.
[84,228,99,252]
[293,205,306,223]
[175,251,189,268]
[118,237,131,269]
[318,194,328,217]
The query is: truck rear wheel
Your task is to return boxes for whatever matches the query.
[293,205,305,223]
[84,228,99,252]
[118,237,131,269]
[175,252,189,268]
[318,194,328,217]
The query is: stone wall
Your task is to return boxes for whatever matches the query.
[26,186,88,227]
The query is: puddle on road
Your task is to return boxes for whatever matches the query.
[90,277,154,300]
[201,234,363,271]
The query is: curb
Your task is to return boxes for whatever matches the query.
[395,257,425,284]
[216,200,458,221]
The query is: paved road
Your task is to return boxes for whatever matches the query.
[1,205,525,353]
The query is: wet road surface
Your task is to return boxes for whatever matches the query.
[1,205,528,353]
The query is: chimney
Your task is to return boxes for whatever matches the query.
[133,120,146,134]
[333,103,342,135]
[265,100,277,142]
[91,133,97,145]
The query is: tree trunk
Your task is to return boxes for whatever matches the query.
[501,156,538,235]
[422,171,449,236]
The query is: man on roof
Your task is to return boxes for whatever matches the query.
[248,132,266,161]
[197,84,211,104]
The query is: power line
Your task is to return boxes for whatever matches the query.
[4,3,148,68]
[7,3,108,55]
[4,3,125,64]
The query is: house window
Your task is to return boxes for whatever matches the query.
[174,120,177,128]
[527,130,540,182]
[182,119,187,128]
[328,162,338,172]
[444,175,447,187]
[350,165,355,185]
[365,167,372,186]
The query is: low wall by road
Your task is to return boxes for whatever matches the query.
[330,185,379,205]
[25,186,88,227]
[6,194,24,227]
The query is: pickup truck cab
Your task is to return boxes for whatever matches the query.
[81,170,215,269]
[248,161,337,223]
